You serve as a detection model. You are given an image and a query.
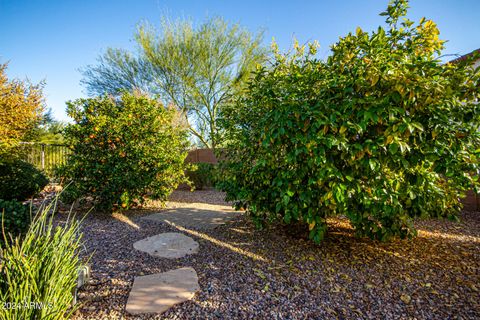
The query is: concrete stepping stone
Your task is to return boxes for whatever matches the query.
[133,232,199,259]
[126,267,199,315]
[142,204,240,230]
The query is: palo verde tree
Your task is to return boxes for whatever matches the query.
[81,17,266,149]
[219,0,480,243]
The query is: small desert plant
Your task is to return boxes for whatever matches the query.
[0,198,84,320]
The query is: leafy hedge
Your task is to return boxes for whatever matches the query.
[219,0,480,242]
[58,93,190,211]
[0,159,49,201]
[0,199,30,242]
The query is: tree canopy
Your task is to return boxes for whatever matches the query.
[81,17,267,149]
[23,109,66,144]
[0,63,45,158]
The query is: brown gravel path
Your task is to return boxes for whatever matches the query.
[65,190,480,319]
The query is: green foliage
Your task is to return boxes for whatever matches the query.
[219,0,480,243]
[0,199,83,319]
[81,17,267,149]
[58,92,190,211]
[24,109,66,144]
[0,159,49,201]
[186,163,218,190]
[0,63,45,161]
[0,199,30,241]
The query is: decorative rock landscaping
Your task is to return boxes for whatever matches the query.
[68,190,480,319]
[133,232,199,259]
[125,267,200,315]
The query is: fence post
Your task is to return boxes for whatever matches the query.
[41,144,45,170]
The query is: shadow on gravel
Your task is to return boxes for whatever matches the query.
[143,207,241,230]
[69,205,479,319]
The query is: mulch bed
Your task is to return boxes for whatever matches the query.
[62,190,479,319]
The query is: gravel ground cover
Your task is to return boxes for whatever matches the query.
[61,190,479,319]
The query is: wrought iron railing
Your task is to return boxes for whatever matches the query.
[18,142,70,179]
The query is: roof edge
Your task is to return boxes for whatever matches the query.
[449,48,480,64]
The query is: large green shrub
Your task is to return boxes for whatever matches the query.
[0,159,49,201]
[0,199,83,319]
[220,0,480,242]
[0,199,30,241]
[58,92,190,211]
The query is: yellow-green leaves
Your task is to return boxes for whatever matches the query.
[370,74,380,86]
[308,40,320,55]
[0,63,45,159]
[356,26,363,36]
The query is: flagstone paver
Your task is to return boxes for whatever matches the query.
[125,198,242,315]
[142,203,241,229]
[133,232,199,259]
[126,267,200,315]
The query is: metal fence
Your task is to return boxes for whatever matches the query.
[19,142,70,178]
[17,144,223,181]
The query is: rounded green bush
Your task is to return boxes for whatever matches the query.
[58,92,190,211]
[0,159,49,201]
[0,199,30,240]
[220,0,480,243]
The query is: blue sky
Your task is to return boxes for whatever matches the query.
[1,0,479,122]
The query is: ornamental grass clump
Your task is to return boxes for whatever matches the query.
[0,199,84,320]
[219,0,480,243]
